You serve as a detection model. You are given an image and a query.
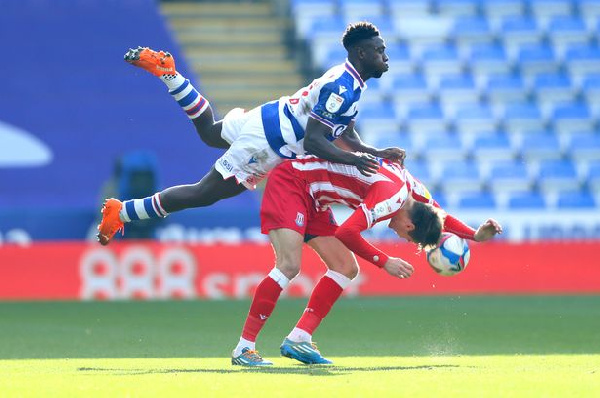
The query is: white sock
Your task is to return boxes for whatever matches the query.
[233,337,255,357]
[287,327,312,343]
[161,72,185,90]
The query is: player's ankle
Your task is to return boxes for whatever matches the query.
[161,72,185,90]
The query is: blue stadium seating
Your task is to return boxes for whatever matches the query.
[556,190,597,208]
[289,1,600,213]
[508,191,547,209]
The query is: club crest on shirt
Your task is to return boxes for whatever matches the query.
[325,93,344,113]
[295,212,305,227]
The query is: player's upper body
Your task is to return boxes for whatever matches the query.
[282,156,478,268]
[259,22,397,174]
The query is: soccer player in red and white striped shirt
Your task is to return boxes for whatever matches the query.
[231,156,502,366]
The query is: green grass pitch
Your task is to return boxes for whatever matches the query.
[0,296,599,397]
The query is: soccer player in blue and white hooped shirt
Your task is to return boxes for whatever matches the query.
[98,22,406,245]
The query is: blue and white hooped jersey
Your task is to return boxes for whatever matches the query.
[261,60,366,159]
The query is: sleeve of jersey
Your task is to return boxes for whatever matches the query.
[443,214,476,240]
[309,82,349,128]
[334,182,405,268]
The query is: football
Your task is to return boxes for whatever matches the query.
[426,232,470,276]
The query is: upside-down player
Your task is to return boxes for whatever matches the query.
[97,22,406,244]
[231,156,502,366]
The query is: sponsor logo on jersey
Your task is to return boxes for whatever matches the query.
[295,212,305,227]
[325,93,344,113]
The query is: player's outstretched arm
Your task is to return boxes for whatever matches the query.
[473,218,503,242]
[383,257,414,279]
[304,119,379,176]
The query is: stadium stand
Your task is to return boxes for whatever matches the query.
[0,0,261,240]
[290,0,600,215]
[3,0,599,242]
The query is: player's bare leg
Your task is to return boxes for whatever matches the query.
[96,168,246,245]
[281,236,358,365]
[231,229,304,366]
[158,168,246,212]
[124,46,229,149]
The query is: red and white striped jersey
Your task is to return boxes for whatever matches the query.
[289,156,434,223]
[286,156,475,268]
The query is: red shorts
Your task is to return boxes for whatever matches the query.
[260,162,338,237]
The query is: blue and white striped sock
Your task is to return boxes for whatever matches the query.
[119,193,168,222]
[161,73,209,119]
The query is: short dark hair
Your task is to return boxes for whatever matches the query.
[407,202,445,250]
[342,22,380,50]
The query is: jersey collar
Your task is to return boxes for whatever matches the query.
[345,59,366,89]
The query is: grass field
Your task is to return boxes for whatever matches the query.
[0,296,599,397]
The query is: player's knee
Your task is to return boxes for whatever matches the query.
[343,263,360,279]
[276,261,300,280]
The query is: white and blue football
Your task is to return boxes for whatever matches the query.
[426,232,470,276]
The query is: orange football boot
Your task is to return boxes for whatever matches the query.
[97,198,124,246]
[124,46,176,77]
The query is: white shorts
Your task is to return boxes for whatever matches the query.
[216,106,283,190]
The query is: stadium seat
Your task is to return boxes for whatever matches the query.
[359,102,399,134]
[388,0,432,18]
[533,73,577,111]
[457,191,497,209]
[438,160,482,193]
[529,0,575,22]
[339,0,385,22]
[486,75,528,106]
[507,191,547,209]
[501,17,543,58]
[452,17,494,48]
[438,74,480,112]
[537,159,580,193]
[394,17,452,49]
[421,132,468,163]
[406,103,447,133]
[580,0,600,22]
[420,46,463,78]
[587,160,600,193]
[391,74,430,105]
[385,44,413,75]
[290,0,336,38]
[520,134,563,161]
[453,104,498,135]
[503,103,544,133]
[547,17,591,54]
[556,190,597,208]
[565,45,600,78]
[552,102,594,135]
[436,0,480,18]
[469,45,512,79]
[568,135,600,162]
[518,44,560,78]
[482,0,525,26]
[488,160,532,193]
[581,74,600,116]
[472,134,516,163]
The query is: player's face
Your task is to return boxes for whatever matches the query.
[362,36,389,79]
[388,209,415,242]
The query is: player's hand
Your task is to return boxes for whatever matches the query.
[383,257,414,279]
[474,218,503,242]
[353,152,380,176]
[377,147,406,167]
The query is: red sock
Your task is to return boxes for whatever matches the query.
[241,276,283,341]
[295,276,344,335]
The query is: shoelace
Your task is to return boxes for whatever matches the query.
[242,350,263,361]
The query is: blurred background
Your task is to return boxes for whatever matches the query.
[1,0,599,300]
